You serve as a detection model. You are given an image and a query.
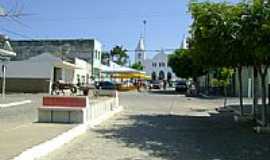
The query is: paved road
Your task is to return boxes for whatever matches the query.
[41,91,270,160]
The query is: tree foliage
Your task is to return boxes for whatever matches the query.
[189,0,270,124]
[189,1,249,68]
[212,68,234,88]
[110,45,129,66]
[131,62,143,71]
[168,49,205,80]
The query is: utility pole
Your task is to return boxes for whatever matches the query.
[0,36,15,99]
[2,62,6,98]
[1,57,10,99]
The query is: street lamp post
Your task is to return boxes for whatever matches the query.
[0,35,16,99]
[1,57,9,99]
[2,63,6,98]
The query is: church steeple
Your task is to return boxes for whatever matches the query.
[135,36,145,65]
[180,34,188,49]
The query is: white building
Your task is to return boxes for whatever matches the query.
[134,37,177,81]
[143,50,177,81]
[11,38,103,80]
[0,53,91,93]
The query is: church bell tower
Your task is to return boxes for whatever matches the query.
[135,36,145,65]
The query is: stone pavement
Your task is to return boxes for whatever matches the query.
[40,91,270,160]
[0,94,76,160]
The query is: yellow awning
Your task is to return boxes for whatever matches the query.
[111,72,150,79]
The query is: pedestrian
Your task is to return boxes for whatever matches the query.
[163,80,167,90]
[137,81,141,92]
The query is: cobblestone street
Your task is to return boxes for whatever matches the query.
[40,91,270,160]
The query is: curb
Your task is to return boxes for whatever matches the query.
[0,100,32,108]
[13,106,123,160]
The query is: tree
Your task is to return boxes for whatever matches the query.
[131,62,143,70]
[189,1,249,115]
[212,68,234,107]
[168,49,205,84]
[110,45,129,66]
[189,0,270,125]
[241,0,270,126]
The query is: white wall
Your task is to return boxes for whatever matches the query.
[93,40,102,68]
[73,58,91,84]
[1,61,52,79]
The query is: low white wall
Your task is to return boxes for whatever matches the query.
[97,90,118,97]
[38,95,119,124]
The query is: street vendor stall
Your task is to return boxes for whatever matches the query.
[100,61,149,91]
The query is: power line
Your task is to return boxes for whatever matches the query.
[1,28,32,39]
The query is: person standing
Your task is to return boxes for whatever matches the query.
[163,80,167,90]
[137,80,141,92]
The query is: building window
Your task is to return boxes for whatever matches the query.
[138,53,142,59]
[152,62,157,67]
[77,74,81,85]
[162,63,166,67]
[98,51,101,60]
[82,75,86,85]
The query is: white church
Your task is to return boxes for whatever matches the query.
[134,37,177,81]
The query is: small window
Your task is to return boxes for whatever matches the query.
[138,53,142,59]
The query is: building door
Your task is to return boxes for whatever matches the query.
[167,72,172,81]
[152,72,156,80]
[159,70,165,80]
[53,67,62,82]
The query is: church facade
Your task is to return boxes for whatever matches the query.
[134,37,177,81]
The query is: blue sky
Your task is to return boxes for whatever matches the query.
[0,0,237,60]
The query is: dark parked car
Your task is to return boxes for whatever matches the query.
[96,81,117,90]
[150,80,162,89]
[175,80,187,92]
[185,84,198,97]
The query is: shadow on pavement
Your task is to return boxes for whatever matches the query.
[94,112,270,160]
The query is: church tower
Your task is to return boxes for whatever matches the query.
[135,36,145,65]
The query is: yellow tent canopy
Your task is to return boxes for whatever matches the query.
[111,72,150,80]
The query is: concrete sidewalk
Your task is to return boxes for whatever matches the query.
[0,94,76,160]
[0,94,37,104]
[0,123,75,160]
